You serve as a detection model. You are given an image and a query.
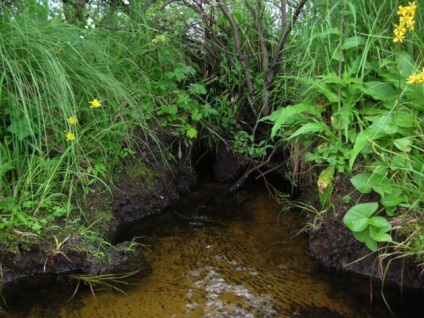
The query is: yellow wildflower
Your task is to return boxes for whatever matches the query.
[68,116,78,125]
[393,32,405,43]
[406,74,421,84]
[89,98,102,108]
[400,14,414,30]
[393,23,406,35]
[405,19,415,30]
[418,68,424,82]
[397,5,408,16]
[66,131,76,141]
[406,2,417,16]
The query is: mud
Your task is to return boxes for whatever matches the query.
[306,175,424,291]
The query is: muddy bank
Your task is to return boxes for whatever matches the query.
[305,175,424,291]
[0,153,197,306]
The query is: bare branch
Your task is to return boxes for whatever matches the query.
[217,0,258,119]
[271,0,308,76]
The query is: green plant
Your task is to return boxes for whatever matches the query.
[66,270,141,302]
[263,0,423,256]
[343,202,393,251]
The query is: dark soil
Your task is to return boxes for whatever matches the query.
[305,175,424,291]
[0,151,197,310]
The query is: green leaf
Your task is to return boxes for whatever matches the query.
[7,117,33,141]
[390,154,411,171]
[368,216,391,229]
[365,82,397,101]
[342,36,365,50]
[262,103,321,138]
[343,202,378,232]
[394,110,415,128]
[311,81,339,103]
[398,51,415,79]
[189,83,207,95]
[186,126,198,139]
[369,226,392,242]
[385,206,397,216]
[380,194,404,207]
[352,230,377,251]
[287,122,330,140]
[349,125,392,169]
[350,173,372,194]
[393,137,412,152]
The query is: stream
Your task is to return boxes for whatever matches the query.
[2,181,423,317]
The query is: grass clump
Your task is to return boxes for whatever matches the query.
[0,2,199,240]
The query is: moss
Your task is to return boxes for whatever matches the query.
[0,230,41,256]
[112,157,161,190]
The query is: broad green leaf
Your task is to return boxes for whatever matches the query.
[350,173,372,194]
[287,122,330,140]
[262,104,321,138]
[349,125,392,169]
[368,216,391,229]
[398,51,414,78]
[365,82,397,101]
[353,230,377,251]
[382,125,398,134]
[390,154,411,171]
[369,226,393,242]
[394,111,415,128]
[311,81,339,103]
[343,202,379,232]
[7,117,33,141]
[342,36,365,50]
[380,194,404,207]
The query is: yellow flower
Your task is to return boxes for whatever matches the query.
[393,32,405,43]
[417,68,424,82]
[406,2,417,16]
[400,15,414,30]
[68,116,78,125]
[66,131,76,141]
[394,23,406,35]
[397,5,408,16]
[406,20,415,31]
[406,74,421,84]
[89,98,102,108]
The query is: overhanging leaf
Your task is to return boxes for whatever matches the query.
[262,103,321,138]
[287,122,330,140]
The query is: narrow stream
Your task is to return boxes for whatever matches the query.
[2,181,422,317]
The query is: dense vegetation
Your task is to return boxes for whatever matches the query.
[0,0,423,289]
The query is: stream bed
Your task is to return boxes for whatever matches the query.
[2,181,423,317]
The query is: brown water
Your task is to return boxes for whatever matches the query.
[2,182,422,317]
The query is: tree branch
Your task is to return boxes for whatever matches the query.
[271,0,308,77]
[217,0,258,119]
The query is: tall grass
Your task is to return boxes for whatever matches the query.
[0,4,181,232]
